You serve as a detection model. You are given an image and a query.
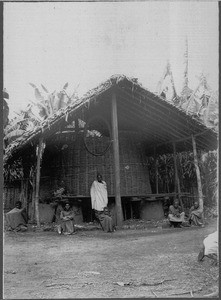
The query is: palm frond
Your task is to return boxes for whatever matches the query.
[29,82,37,89]
[34,88,45,102]
[63,82,68,90]
[41,84,49,93]
[5,129,26,139]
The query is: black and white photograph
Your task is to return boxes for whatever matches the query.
[3,1,219,298]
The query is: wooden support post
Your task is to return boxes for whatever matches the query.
[19,178,28,214]
[35,137,45,228]
[75,117,80,194]
[191,135,203,211]
[154,147,159,193]
[19,179,24,204]
[172,142,184,211]
[111,91,123,227]
[23,179,28,213]
[31,174,36,222]
[25,178,30,218]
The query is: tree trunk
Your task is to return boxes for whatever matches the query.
[35,137,45,228]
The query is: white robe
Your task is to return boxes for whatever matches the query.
[90,180,108,211]
[203,230,218,256]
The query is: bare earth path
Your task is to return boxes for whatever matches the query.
[3,219,218,299]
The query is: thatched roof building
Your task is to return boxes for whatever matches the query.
[4,75,218,225]
[4,75,217,162]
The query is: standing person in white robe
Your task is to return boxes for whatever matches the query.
[90,173,114,232]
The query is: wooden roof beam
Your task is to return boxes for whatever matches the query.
[117,88,193,139]
[117,93,189,141]
[116,97,180,141]
[120,85,207,134]
[116,105,167,144]
[154,128,216,150]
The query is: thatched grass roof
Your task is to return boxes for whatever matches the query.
[4,74,217,163]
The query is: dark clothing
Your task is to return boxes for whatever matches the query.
[94,210,114,232]
[189,205,203,226]
[5,207,28,231]
[59,209,75,234]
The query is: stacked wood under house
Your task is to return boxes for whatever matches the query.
[3,75,218,227]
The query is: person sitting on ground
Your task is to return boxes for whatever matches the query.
[58,201,75,235]
[90,173,114,233]
[168,199,185,228]
[188,200,204,226]
[103,206,116,231]
[198,230,218,265]
[5,201,28,232]
[108,202,117,228]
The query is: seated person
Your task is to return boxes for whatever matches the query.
[57,201,75,235]
[198,231,218,265]
[188,200,204,226]
[5,201,28,232]
[95,206,114,233]
[104,206,115,231]
[107,202,117,228]
[168,199,185,228]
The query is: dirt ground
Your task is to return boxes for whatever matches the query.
[3,218,218,299]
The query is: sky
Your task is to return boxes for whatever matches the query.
[4,2,219,118]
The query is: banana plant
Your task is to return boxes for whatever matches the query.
[3,157,24,182]
[28,82,78,119]
[4,83,79,146]
[148,150,217,209]
[3,89,9,128]
[200,150,217,207]
[4,83,79,183]
[4,104,41,145]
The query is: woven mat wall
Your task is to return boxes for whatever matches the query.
[40,131,152,198]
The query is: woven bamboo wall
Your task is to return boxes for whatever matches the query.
[3,183,21,210]
[40,130,152,199]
